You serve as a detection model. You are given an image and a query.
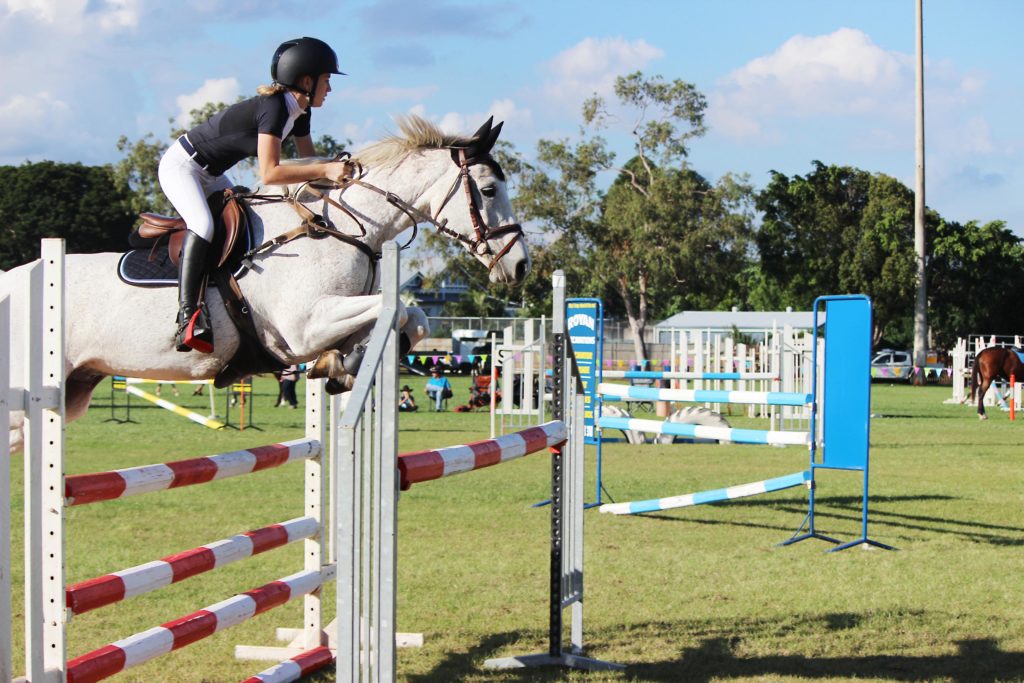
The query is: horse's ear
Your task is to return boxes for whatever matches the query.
[482,121,503,154]
[470,116,494,144]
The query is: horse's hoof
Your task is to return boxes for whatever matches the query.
[979,414,988,421]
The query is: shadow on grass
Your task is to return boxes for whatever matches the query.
[390,612,1024,682]
[871,412,972,419]
[601,492,1024,546]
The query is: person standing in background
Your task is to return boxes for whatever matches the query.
[280,365,300,408]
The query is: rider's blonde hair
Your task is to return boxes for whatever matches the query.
[256,83,288,96]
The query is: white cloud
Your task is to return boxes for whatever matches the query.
[97,0,141,30]
[342,118,378,151]
[433,99,532,136]
[0,91,91,161]
[174,78,241,127]
[0,92,71,135]
[2,0,140,31]
[709,28,913,141]
[543,37,663,102]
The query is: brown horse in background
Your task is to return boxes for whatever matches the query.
[969,346,1024,419]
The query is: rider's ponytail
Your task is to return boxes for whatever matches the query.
[256,83,288,97]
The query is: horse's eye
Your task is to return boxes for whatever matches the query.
[480,185,497,198]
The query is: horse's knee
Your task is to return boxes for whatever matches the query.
[307,350,345,380]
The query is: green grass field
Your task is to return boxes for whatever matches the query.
[8,377,1024,682]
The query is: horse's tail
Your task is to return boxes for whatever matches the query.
[969,355,981,403]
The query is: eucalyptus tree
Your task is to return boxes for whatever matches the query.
[514,72,755,361]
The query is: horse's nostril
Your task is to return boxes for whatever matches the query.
[515,259,529,283]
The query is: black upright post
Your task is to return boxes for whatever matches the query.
[549,330,565,656]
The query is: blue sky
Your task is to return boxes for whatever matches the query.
[2,0,1022,233]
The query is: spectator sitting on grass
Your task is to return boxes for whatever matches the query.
[424,366,452,411]
[399,385,418,412]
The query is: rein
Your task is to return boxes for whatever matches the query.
[240,148,524,275]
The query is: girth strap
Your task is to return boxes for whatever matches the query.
[212,271,287,388]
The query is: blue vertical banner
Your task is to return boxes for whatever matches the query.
[566,298,603,444]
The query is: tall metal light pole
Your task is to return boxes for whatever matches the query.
[913,0,929,379]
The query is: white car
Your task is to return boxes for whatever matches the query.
[870,349,913,382]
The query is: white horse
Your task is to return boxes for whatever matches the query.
[5,115,529,452]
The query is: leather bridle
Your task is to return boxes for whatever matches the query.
[428,148,525,272]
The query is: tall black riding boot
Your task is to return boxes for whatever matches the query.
[174,231,214,353]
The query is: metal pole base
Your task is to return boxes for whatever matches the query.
[778,532,841,547]
[484,652,625,672]
[828,537,896,552]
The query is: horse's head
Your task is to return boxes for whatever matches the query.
[349,116,530,285]
[432,117,530,285]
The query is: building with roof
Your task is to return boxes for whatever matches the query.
[653,307,815,343]
[399,267,470,317]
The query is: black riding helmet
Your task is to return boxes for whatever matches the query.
[271,37,344,99]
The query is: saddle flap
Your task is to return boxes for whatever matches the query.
[218,190,243,268]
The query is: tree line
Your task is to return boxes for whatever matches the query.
[2,74,1021,355]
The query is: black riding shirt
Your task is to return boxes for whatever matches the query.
[186,92,311,176]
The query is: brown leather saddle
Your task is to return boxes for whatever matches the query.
[134,188,246,270]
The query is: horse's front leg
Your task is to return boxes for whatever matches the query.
[296,295,419,389]
[295,294,400,356]
[306,305,430,394]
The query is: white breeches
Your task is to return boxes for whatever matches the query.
[158,141,234,242]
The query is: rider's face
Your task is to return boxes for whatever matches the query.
[311,74,332,108]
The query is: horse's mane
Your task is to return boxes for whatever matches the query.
[271,115,469,194]
[353,115,472,169]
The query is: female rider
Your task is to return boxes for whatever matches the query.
[158,36,352,353]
